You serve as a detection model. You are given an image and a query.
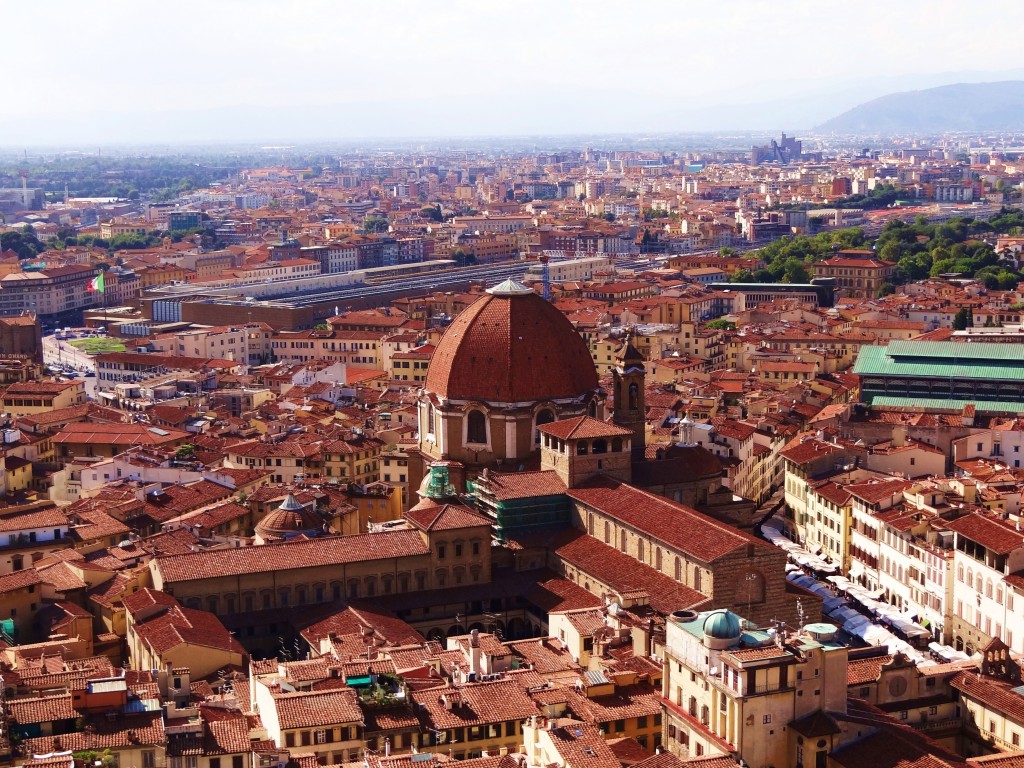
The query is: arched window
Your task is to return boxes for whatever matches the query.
[619,529,627,551]
[611,437,623,453]
[535,409,554,443]
[467,410,487,444]
[427,403,436,435]
[675,556,682,581]
[694,568,703,593]
[977,573,984,593]
[629,382,639,411]
[986,579,994,599]
[957,563,964,582]
[592,438,608,454]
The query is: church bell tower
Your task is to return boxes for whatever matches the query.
[612,334,646,461]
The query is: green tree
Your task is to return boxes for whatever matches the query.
[0,227,44,259]
[782,259,809,283]
[705,319,736,330]
[731,268,756,283]
[419,205,443,223]
[952,307,972,330]
[362,216,390,233]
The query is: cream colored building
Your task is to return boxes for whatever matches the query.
[149,322,273,365]
[662,610,848,766]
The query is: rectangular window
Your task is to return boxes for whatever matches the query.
[763,714,772,724]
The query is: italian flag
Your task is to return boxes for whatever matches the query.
[88,272,105,293]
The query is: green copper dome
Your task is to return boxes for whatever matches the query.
[420,462,458,501]
[703,610,742,640]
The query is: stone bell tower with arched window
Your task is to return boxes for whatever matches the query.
[612,334,646,461]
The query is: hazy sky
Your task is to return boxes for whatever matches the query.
[3,0,1024,144]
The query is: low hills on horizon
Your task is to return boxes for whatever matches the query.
[816,80,1024,134]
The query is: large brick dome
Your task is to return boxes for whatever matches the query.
[425,280,599,403]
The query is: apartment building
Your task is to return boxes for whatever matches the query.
[99,219,150,240]
[148,323,273,365]
[0,265,100,318]
[1,379,86,416]
[661,610,848,764]
[235,258,321,282]
[389,344,433,383]
[946,512,1024,657]
[269,328,384,366]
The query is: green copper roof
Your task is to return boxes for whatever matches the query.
[887,340,1024,362]
[868,396,1024,414]
[854,343,1024,381]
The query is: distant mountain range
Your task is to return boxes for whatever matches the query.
[816,81,1024,133]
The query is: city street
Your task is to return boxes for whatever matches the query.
[41,332,99,399]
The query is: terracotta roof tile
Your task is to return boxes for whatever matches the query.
[155,529,429,583]
[552,529,708,615]
[567,476,768,563]
[424,289,598,402]
[540,416,633,440]
[272,688,363,729]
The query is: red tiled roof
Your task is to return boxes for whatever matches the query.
[273,687,363,729]
[424,288,598,402]
[51,422,189,446]
[952,670,1024,723]
[411,679,537,729]
[155,529,429,583]
[405,503,491,532]
[476,469,567,501]
[947,514,1024,555]
[540,415,633,440]
[847,654,894,686]
[552,529,708,615]
[0,569,45,594]
[7,693,76,725]
[567,476,769,563]
[19,711,165,753]
[0,505,67,532]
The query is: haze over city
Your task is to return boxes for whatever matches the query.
[4,0,1024,145]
